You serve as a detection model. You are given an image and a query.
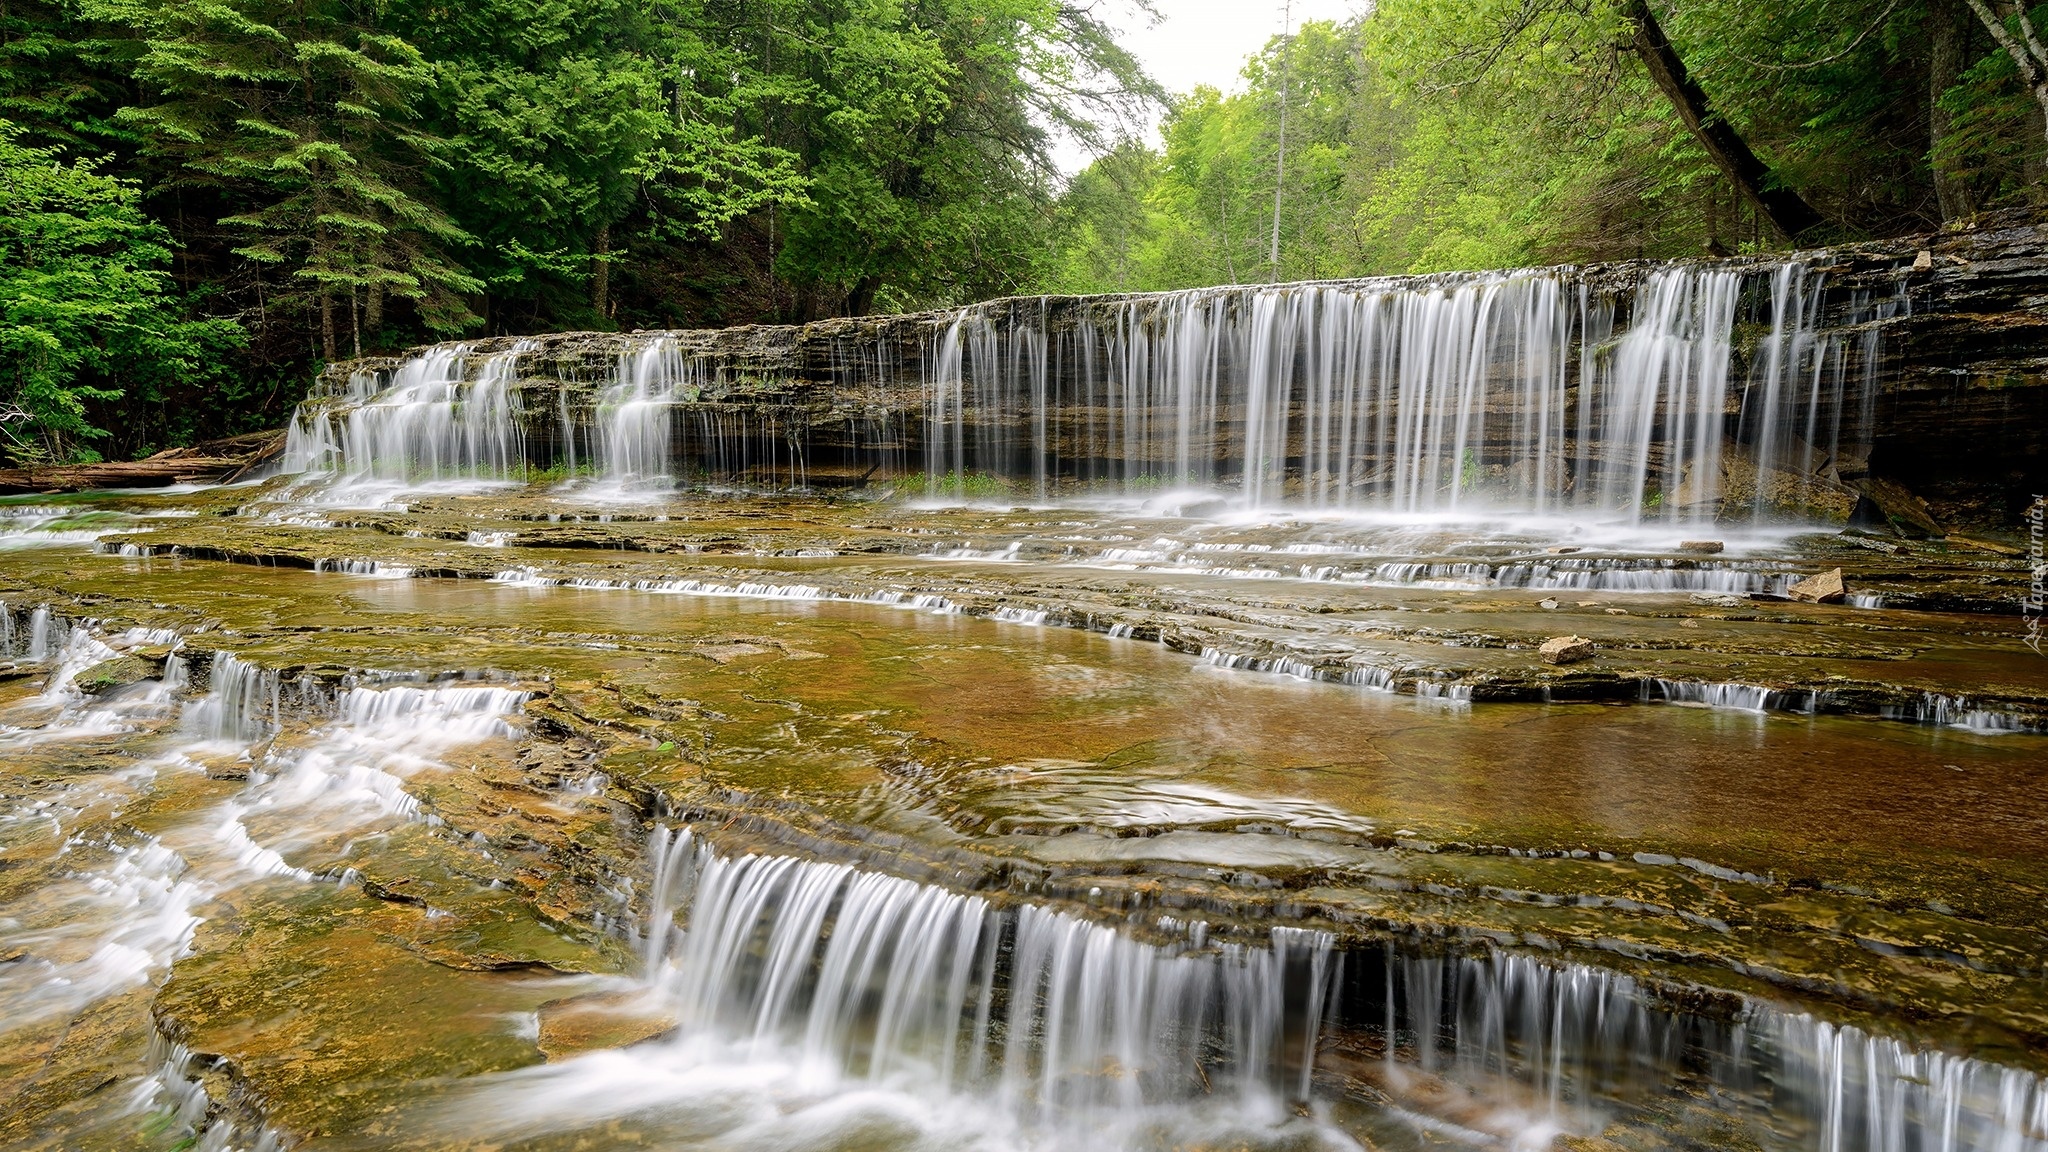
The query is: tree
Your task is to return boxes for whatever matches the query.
[96,0,482,359]
[1623,0,1827,239]
[1963,0,2048,158]
[0,118,240,462]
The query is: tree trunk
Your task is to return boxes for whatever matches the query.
[1930,0,1978,221]
[1626,0,1828,241]
[365,283,384,333]
[845,274,882,318]
[591,224,611,319]
[320,292,336,362]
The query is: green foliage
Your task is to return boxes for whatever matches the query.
[1048,1,2048,290]
[8,0,2048,456]
[0,118,241,462]
[94,0,484,348]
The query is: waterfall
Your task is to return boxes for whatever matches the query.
[619,830,2048,1150]
[919,263,1901,521]
[1360,947,2048,1150]
[407,831,2048,1149]
[184,653,284,743]
[284,256,1906,519]
[280,342,529,483]
[597,338,692,487]
[642,827,1335,1126]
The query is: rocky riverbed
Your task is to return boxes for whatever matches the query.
[0,475,2043,1151]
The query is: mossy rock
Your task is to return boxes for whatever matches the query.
[71,655,160,695]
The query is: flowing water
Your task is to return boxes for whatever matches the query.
[277,259,1905,525]
[7,252,2048,1151]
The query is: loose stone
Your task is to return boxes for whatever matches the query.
[1539,636,1597,664]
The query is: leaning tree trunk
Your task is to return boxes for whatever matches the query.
[1626,0,1828,241]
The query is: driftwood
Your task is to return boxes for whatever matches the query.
[0,430,286,495]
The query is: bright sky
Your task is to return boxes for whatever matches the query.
[1052,0,1363,175]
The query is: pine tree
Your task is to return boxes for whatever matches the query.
[95,0,480,358]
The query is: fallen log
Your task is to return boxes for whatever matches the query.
[0,430,285,495]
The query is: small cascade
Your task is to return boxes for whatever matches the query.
[1646,679,1823,714]
[281,341,529,484]
[1355,948,2048,1149]
[0,836,206,1028]
[596,338,694,487]
[209,679,529,881]
[183,653,286,744]
[1881,692,2042,733]
[1768,1014,2048,1152]
[642,828,1336,1127]
[614,833,2048,1150]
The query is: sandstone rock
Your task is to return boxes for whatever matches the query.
[1539,636,1596,665]
[1678,540,1723,554]
[1689,592,1744,607]
[1538,598,1560,610]
[1946,535,2023,557]
[1788,568,1847,604]
[1545,545,1581,555]
[1717,451,1860,525]
[72,655,160,695]
[1847,476,1944,538]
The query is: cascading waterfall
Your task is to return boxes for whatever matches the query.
[628,830,2047,1151]
[596,338,692,487]
[281,255,1908,520]
[183,653,286,744]
[1361,947,2048,1150]
[641,827,1335,1128]
[922,263,1903,521]
[280,341,529,483]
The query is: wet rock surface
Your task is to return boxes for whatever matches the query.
[0,479,2043,1150]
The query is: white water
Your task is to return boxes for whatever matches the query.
[423,827,1351,1151]
[595,337,691,488]
[413,831,2048,1152]
[922,264,1903,521]
[279,259,1906,523]
[1369,946,2048,1151]
[279,341,530,494]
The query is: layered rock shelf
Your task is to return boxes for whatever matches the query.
[305,221,2048,528]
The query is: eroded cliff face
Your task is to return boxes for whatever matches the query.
[307,221,2048,529]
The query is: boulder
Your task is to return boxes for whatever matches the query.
[1539,636,1596,665]
[72,655,161,695]
[1678,540,1724,554]
[1788,568,1847,604]
[1847,476,1944,538]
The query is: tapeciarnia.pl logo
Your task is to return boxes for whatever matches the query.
[2027,495,2046,655]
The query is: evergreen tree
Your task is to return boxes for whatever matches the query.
[96,0,480,358]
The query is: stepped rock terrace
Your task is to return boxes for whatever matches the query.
[3,228,2047,1152]
[282,224,2048,529]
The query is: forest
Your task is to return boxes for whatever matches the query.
[4,0,2047,463]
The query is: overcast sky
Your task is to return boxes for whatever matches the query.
[1052,0,1362,174]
